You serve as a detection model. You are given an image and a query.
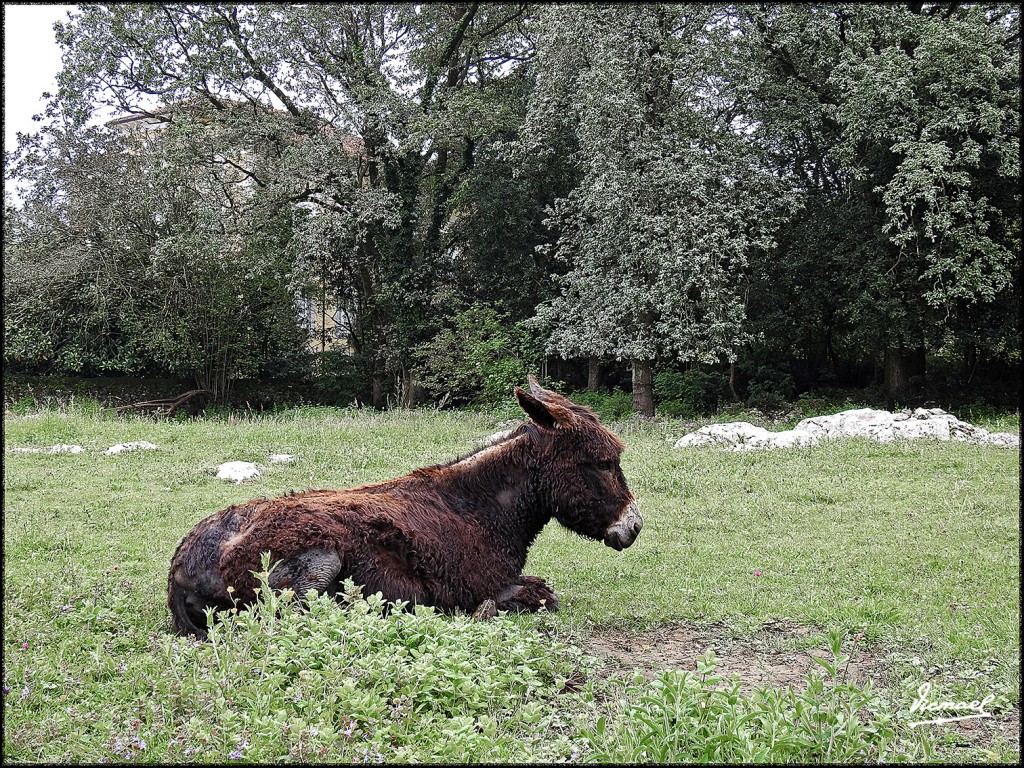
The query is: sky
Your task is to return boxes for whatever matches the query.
[3,3,76,155]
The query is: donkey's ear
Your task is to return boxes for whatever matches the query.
[515,387,577,430]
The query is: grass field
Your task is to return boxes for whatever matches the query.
[3,401,1020,763]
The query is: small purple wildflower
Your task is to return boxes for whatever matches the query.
[229,737,249,759]
[3,686,10,695]
[753,570,762,577]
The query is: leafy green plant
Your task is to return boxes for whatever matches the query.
[565,389,634,421]
[159,558,594,763]
[583,634,922,763]
[310,350,369,406]
[412,303,540,406]
[654,368,728,417]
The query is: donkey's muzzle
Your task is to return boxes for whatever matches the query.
[604,501,643,551]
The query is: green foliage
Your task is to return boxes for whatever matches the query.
[159,564,593,763]
[412,304,540,406]
[653,369,728,417]
[741,367,796,414]
[527,5,793,403]
[309,351,369,407]
[3,118,308,400]
[583,645,907,763]
[564,389,635,421]
[4,2,1020,408]
[736,4,1021,399]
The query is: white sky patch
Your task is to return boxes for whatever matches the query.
[3,4,76,155]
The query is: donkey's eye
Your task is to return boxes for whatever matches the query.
[594,461,617,471]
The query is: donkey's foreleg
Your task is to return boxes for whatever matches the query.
[267,548,343,599]
[495,575,559,613]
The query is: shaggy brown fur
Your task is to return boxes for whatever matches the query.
[167,378,642,637]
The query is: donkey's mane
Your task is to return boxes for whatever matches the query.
[429,421,533,470]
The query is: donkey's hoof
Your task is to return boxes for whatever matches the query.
[471,599,497,621]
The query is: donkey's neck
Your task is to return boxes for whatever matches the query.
[434,434,552,570]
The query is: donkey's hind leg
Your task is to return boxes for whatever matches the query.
[496,575,560,613]
[268,548,343,599]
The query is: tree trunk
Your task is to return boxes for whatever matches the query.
[400,367,417,408]
[964,344,978,385]
[885,345,926,407]
[883,346,910,408]
[371,374,384,410]
[587,356,601,392]
[631,359,655,417]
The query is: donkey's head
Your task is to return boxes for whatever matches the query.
[514,376,642,550]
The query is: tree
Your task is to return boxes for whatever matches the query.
[33,2,536,407]
[735,3,1021,403]
[524,4,790,415]
[4,110,308,400]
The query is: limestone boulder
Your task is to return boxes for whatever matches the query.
[216,461,261,483]
[675,407,1019,451]
[674,422,771,449]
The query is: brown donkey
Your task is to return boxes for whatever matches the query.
[168,377,643,637]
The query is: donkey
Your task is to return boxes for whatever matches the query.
[167,377,642,637]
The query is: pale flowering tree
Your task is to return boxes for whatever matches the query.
[525,4,791,415]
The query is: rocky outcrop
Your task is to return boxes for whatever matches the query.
[674,408,1020,451]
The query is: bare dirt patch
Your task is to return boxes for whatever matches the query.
[921,707,1021,757]
[583,620,1020,755]
[585,619,885,693]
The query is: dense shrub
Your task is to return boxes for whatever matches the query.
[653,368,728,417]
[310,351,371,406]
[167,565,592,763]
[565,389,634,421]
[412,304,541,406]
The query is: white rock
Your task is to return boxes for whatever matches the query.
[674,422,771,449]
[47,444,85,454]
[677,407,1020,451]
[479,429,514,446]
[740,429,820,451]
[9,447,43,453]
[269,453,294,463]
[986,432,1021,449]
[216,461,261,483]
[105,441,158,455]
[795,408,896,441]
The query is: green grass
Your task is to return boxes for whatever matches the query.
[3,402,1020,763]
